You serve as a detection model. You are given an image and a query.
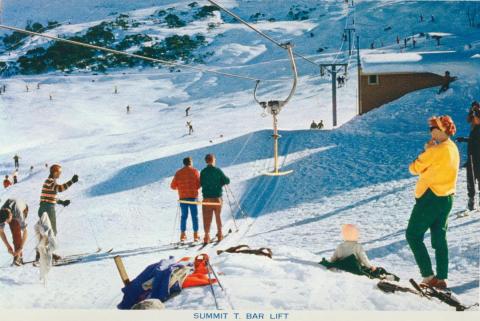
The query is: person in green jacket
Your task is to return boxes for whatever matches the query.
[200,154,230,244]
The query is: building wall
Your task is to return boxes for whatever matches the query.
[359,72,446,114]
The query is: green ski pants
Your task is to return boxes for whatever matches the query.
[406,189,452,280]
[38,202,57,236]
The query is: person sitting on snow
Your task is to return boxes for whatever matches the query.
[320,224,399,281]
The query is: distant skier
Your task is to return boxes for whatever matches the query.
[170,157,201,243]
[187,121,194,135]
[35,164,79,262]
[456,101,480,211]
[26,85,29,92]
[0,199,29,266]
[200,154,230,244]
[13,154,20,169]
[370,42,374,49]
[406,116,459,289]
[49,94,53,101]
[337,75,345,87]
[412,38,417,48]
[420,14,424,22]
[318,120,324,129]
[37,83,40,90]
[126,105,131,114]
[30,166,34,174]
[3,175,12,189]
[114,86,118,94]
[185,106,191,117]
[438,71,457,94]
[12,170,18,184]
[310,121,318,129]
[396,35,400,44]
[404,38,407,48]
[431,15,435,22]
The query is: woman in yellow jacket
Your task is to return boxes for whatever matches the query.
[407,115,459,290]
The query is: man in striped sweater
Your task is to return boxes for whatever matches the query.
[36,164,78,261]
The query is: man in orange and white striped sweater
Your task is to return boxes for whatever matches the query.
[35,164,78,261]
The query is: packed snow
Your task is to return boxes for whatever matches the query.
[0,0,479,312]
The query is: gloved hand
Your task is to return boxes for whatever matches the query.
[71,175,79,183]
[61,200,71,207]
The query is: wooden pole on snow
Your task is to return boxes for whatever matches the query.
[114,256,130,286]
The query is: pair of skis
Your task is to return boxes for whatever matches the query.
[452,209,478,219]
[27,248,113,267]
[172,241,201,249]
[378,279,478,311]
[197,229,233,251]
[53,248,114,266]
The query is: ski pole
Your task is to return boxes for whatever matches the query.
[206,258,220,310]
[86,214,101,251]
[207,259,224,291]
[226,185,249,219]
[224,186,239,232]
[170,205,180,245]
[68,201,101,251]
[207,259,236,309]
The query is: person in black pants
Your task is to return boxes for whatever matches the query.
[456,101,480,210]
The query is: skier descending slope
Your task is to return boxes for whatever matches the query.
[200,154,230,244]
[456,101,480,211]
[35,164,79,263]
[406,116,459,289]
[170,157,201,243]
[13,154,20,169]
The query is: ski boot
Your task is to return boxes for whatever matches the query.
[180,232,187,243]
[468,197,475,211]
[13,256,23,266]
[52,253,62,262]
[421,276,447,289]
[203,234,210,245]
[193,232,200,243]
[33,250,40,266]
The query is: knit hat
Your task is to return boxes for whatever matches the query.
[341,224,359,242]
[428,115,456,136]
[49,164,62,175]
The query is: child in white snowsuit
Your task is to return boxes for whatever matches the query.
[330,224,376,271]
[320,224,399,281]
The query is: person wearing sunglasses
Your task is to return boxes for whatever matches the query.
[406,115,459,289]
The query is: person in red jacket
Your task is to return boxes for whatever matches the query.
[171,157,201,242]
[3,175,12,189]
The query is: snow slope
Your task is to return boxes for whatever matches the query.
[0,0,479,311]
